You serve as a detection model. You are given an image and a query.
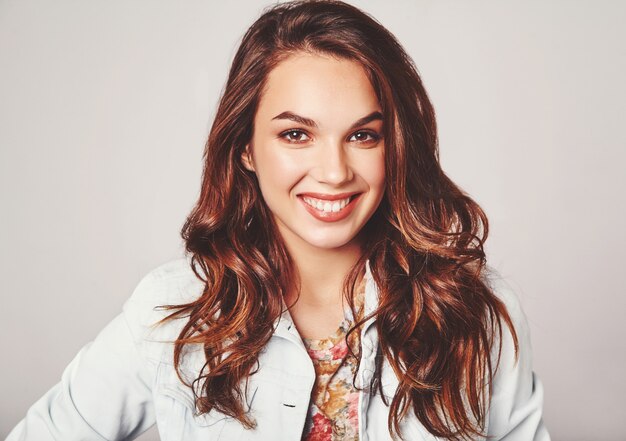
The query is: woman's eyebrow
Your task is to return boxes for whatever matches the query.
[271,111,383,129]
[272,111,318,128]
[350,111,383,129]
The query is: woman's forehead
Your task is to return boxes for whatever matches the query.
[255,52,381,130]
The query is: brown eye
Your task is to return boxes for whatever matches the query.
[349,130,380,143]
[281,129,311,143]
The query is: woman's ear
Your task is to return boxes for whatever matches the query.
[241,144,255,172]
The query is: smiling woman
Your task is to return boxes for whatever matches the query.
[7,1,550,441]
[241,52,387,341]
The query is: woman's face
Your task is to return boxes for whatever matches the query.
[242,52,385,253]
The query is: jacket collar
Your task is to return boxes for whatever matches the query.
[178,260,381,376]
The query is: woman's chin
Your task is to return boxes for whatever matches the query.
[298,231,363,252]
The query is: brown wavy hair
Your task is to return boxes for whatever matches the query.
[157,1,518,440]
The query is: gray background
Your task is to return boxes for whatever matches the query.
[1,1,624,440]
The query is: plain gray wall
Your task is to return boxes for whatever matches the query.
[1,1,624,440]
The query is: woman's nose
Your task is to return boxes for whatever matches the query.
[312,141,354,185]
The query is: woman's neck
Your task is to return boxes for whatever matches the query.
[280,230,363,308]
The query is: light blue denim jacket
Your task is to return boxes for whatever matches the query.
[6,258,550,440]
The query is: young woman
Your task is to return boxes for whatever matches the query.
[7,1,550,440]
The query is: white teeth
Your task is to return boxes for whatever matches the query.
[302,196,353,213]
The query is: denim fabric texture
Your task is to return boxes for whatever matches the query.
[6,258,550,441]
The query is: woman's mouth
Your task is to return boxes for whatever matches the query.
[297,193,362,222]
[301,195,355,213]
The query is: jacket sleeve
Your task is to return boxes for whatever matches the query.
[487,278,551,441]
[5,271,161,441]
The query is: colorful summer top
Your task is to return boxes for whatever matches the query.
[300,277,366,441]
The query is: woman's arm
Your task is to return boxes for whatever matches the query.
[5,273,162,441]
[487,277,551,441]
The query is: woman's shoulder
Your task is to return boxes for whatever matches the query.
[121,257,206,365]
[124,257,204,309]
[481,269,550,439]
[481,269,533,371]
[483,269,529,338]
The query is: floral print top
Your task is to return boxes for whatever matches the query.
[300,277,366,441]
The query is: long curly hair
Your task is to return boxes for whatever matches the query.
[156,1,518,440]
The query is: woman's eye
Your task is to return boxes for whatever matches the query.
[280,130,310,143]
[349,131,380,143]
[279,129,380,145]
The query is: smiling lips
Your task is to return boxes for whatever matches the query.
[297,192,362,222]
